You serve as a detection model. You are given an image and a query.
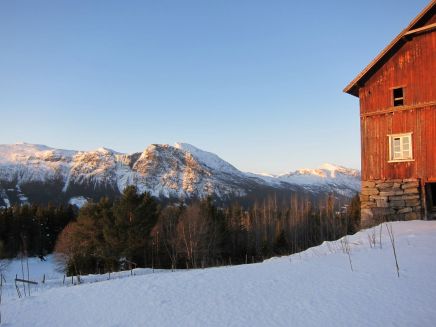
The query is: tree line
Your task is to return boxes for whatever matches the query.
[54,186,360,275]
[0,203,76,258]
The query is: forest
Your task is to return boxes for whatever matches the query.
[0,186,360,275]
[0,203,75,259]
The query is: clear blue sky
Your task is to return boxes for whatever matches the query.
[0,0,430,173]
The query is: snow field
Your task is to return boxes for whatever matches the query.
[2,220,436,326]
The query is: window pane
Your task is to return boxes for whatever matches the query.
[394,99,404,106]
[393,88,404,106]
[393,138,401,151]
[403,136,411,159]
[389,134,412,160]
[393,88,403,98]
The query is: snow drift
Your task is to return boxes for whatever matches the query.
[2,220,436,326]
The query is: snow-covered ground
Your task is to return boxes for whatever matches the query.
[1,255,62,282]
[68,196,88,208]
[2,220,436,326]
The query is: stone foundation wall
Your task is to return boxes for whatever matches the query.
[360,178,422,228]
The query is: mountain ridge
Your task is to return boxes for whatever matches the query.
[0,142,360,208]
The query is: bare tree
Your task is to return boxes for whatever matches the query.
[156,206,181,271]
[54,223,82,277]
[176,203,215,268]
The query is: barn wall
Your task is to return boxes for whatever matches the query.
[356,24,435,225]
[359,31,436,114]
[360,105,436,181]
[358,27,436,182]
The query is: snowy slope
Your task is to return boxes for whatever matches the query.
[174,142,243,176]
[0,143,74,185]
[0,143,360,206]
[275,163,361,196]
[248,163,361,195]
[2,220,436,326]
[1,255,63,282]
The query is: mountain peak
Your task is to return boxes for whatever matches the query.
[10,142,52,151]
[173,142,205,154]
[94,147,120,154]
[0,143,54,164]
[318,163,360,178]
[174,142,240,175]
[320,163,342,171]
[0,142,361,208]
[287,163,359,178]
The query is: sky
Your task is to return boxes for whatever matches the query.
[0,0,430,174]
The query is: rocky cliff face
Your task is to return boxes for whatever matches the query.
[0,143,360,208]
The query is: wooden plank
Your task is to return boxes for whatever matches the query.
[404,22,436,36]
[361,101,436,118]
[360,31,436,115]
[15,278,38,285]
[344,2,436,96]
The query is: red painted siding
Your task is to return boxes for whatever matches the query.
[361,106,436,181]
[359,24,436,183]
[359,31,436,114]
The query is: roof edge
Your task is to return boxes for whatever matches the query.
[343,1,436,97]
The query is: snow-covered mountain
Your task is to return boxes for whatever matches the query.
[276,163,360,196]
[0,143,360,208]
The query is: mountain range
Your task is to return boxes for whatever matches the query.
[0,142,360,208]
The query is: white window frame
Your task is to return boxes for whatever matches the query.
[388,132,414,163]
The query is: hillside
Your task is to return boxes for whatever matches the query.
[0,143,360,207]
[2,220,436,326]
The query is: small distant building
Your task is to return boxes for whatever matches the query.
[344,2,436,227]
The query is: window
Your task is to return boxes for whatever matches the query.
[393,87,404,106]
[388,133,413,162]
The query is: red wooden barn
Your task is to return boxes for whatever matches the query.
[344,1,436,227]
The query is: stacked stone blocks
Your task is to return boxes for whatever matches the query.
[360,178,422,227]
